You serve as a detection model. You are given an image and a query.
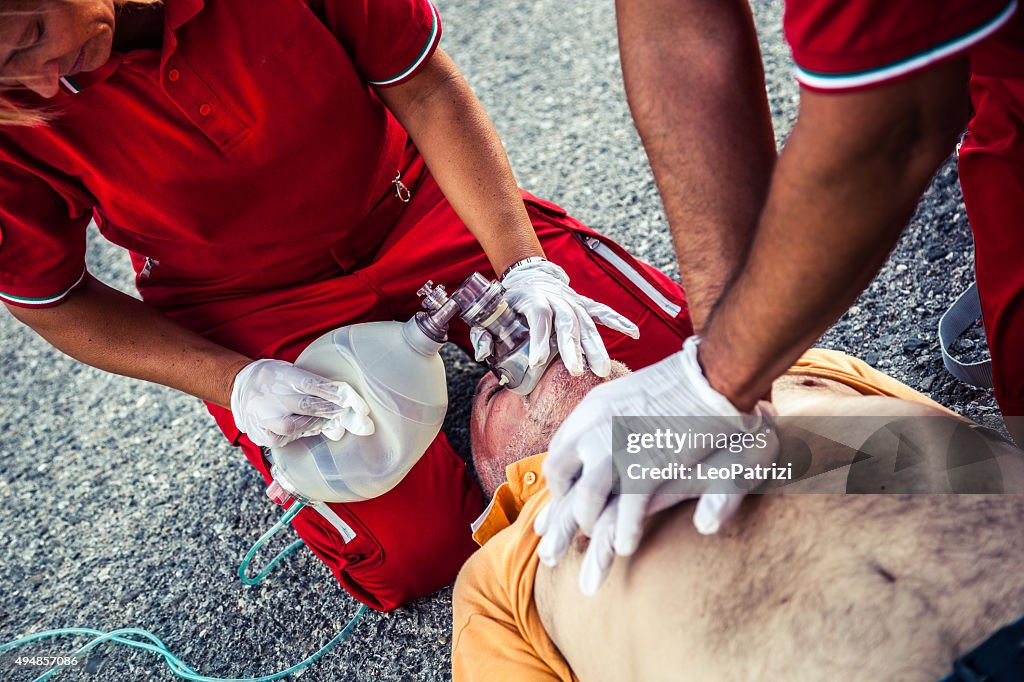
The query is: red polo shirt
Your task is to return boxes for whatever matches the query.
[784,0,1018,91]
[0,0,441,309]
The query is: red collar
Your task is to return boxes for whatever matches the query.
[165,0,205,33]
[61,0,205,95]
[161,0,205,69]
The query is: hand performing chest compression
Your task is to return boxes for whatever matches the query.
[535,336,779,594]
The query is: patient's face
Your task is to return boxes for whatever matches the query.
[470,359,629,481]
[471,360,567,463]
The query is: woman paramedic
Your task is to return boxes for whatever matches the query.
[0,0,694,610]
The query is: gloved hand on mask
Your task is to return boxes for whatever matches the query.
[471,258,640,378]
[534,335,779,595]
[230,358,375,448]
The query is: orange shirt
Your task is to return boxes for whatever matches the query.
[453,454,565,681]
[451,349,946,681]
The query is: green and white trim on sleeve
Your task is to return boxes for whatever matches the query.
[367,1,441,87]
[794,0,1017,90]
[0,268,86,308]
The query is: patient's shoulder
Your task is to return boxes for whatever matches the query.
[787,348,952,414]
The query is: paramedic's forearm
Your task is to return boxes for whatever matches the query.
[6,275,251,407]
[699,65,970,411]
[617,0,775,331]
[377,49,544,275]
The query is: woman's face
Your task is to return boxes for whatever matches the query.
[0,0,115,98]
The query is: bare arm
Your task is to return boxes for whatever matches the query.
[6,275,251,407]
[700,61,971,410]
[616,0,776,331]
[375,48,544,275]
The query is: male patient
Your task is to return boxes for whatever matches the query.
[452,351,1024,681]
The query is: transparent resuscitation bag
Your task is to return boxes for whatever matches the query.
[268,318,448,503]
[266,272,556,504]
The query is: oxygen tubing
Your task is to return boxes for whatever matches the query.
[0,500,368,681]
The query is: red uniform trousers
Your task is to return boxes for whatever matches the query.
[958,16,1024,421]
[204,160,693,611]
[784,0,1023,425]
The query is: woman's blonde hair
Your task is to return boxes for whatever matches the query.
[0,0,162,126]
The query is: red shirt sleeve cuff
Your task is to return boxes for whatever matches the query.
[0,268,87,308]
[366,1,442,87]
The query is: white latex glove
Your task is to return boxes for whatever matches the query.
[500,259,639,377]
[537,488,745,595]
[230,358,374,448]
[469,326,493,362]
[535,336,778,593]
[537,490,705,595]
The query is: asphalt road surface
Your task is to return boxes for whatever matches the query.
[0,0,996,680]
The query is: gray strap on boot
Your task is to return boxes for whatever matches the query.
[938,281,993,388]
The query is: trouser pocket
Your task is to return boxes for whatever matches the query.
[576,232,685,320]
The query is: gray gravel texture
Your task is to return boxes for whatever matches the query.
[0,0,998,680]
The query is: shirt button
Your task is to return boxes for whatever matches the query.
[524,471,538,486]
[167,68,180,82]
[198,103,212,116]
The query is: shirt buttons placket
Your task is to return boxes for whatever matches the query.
[160,59,244,147]
[523,471,538,486]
